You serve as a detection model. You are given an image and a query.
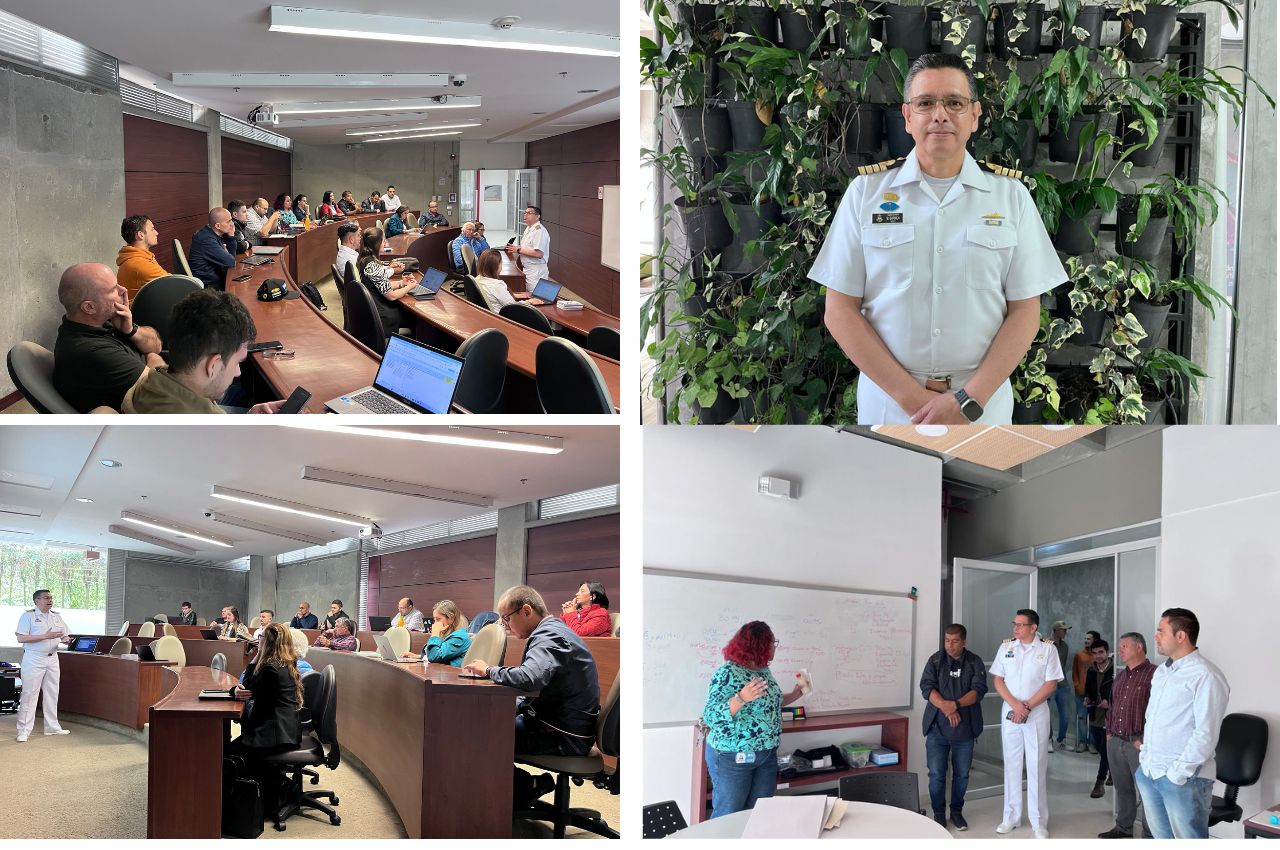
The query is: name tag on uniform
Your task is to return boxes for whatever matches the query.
[872,213,903,224]
[736,751,756,764]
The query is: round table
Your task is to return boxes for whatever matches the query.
[671,801,953,839]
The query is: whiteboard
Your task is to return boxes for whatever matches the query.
[644,571,916,726]
[601,185,620,271]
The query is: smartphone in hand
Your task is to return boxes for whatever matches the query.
[279,386,312,415]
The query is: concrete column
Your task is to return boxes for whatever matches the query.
[493,504,530,605]
[199,108,223,208]
[247,555,278,620]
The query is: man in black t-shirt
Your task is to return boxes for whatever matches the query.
[919,623,988,831]
[51,263,164,412]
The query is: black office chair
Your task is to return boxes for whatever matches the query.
[535,337,615,414]
[499,302,554,334]
[642,800,688,839]
[7,342,78,413]
[515,675,620,839]
[584,326,620,360]
[0,675,18,714]
[452,328,508,414]
[342,265,388,354]
[838,771,924,814]
[331,263,350,331]
[459,274,493,310]
[131,275,203,345]
[445,237,466,273]
[1209,713,1269,826]
[262,664,341,831]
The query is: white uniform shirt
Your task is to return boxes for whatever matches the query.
[808,150,1066,376]
[519,222,551,276]
[16,608,68,656]
[990,635,1064,702]
[1139,649,1230,784]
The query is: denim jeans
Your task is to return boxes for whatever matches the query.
[1051,684,1072,743]
[705,745,778,819]
[1135,770,1214,839]
[925,731,974,815]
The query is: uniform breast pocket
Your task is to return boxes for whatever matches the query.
[861,225,916,293]
[966,225,1018,292]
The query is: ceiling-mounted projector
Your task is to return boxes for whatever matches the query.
[248,105,279,126]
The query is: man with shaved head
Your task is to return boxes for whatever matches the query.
[187,207,239,289]
[51,262,163,412]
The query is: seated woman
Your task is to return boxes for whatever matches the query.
[230,623,302,760]
[217,605,252,641]
[560,581,613,637]
[385,206,421,238]
[288,628,314,674]
[274,192,298,227]
[406,600,472,666]
[293,193,312,223]
[318,191,345,219]
[474,248,516,313]
[355,227,418,341]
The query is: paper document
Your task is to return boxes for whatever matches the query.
[795,668,813,695]
[742,795,828,838]
[823,798,849,831]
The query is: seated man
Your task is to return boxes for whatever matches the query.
[187,208,239,289]
[120,289,285,414]
[178,601,197,626]
[226,200,258,251]
[245,197,281,241]
[450,221,481,272]
[336,222,360,277]
[337,190,358,214]
[289,601,319,630]
[51,263,164,412]
[463,585,601,809]
[362,191,384,212]
[322,600,349,630]
[116,214,168,298]
[252,609,274,640]
[312,617,358,651]
[419,199,449,227]
[392,598,425,631]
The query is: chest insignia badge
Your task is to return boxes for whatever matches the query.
[879,202,900,211]
[883,192,899,202]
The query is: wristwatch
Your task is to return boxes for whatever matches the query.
[953,387,983,422]
[125,324,139,338]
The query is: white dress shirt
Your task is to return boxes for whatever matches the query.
[476,275,517,312]
[1139,649,1230,784]
[336,244,358,277]
[989,635,1064,702]
[15,609,68,656]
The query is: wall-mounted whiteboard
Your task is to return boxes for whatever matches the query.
[644,571,916,726]
[601,185,620,271]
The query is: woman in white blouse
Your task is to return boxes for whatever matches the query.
[475,248,516,313]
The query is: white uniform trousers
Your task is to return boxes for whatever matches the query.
[522,261,548,291]
[1001,702,1050,829]
[856,369,1014,425]
[16,652,63,737]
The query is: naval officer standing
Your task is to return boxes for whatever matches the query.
[507,204,551,291]
[989,608,1064,838]
[809,53,1066,425]
[14,589,72,742]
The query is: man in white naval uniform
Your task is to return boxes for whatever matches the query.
[507,204,551,291]
[14,589,72,742]
[809,53,1066,425]
[989,608,1064,838]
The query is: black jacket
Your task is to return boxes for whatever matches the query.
[920,648,988,739]
[239,661,302,750]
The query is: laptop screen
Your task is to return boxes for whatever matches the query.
[374,335,464,414]
[531,279,561,302]
[71,636,97,653]
[419,266,447,294]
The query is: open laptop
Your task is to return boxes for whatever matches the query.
[368,616,392,632]
[324,335,464,415]
[199,628,218,640]
[374,634,422,663]
[69,636,97,653]
[514,278,561,306]
[411,266,448,300]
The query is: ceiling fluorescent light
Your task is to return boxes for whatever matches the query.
[366,131,461,142]
[274,96,480,115]
[209,512,330,547]
[269,6,621,58]
[276,422,564,454]
[108,524,198,556]
[301,466,493,507]
[173,72,449,87]
[120,511,234,548]
[275,113,432,129]
[210,486,374,529]
[346,121,480,136]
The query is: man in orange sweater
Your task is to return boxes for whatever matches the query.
[116,214,168,298]
[1071,630,1100,752]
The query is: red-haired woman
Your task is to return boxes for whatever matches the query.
[701,620,805,818]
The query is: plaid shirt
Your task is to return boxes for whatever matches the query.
[1106,659,1156,738]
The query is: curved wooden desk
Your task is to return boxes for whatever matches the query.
[107,632,253,676]
[57,652,172,730]
[495,253,621,336]
[265,211,422,286]
[307,648,521,838]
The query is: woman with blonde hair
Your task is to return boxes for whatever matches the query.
[421,600,472,667]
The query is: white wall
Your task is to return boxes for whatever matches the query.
[1160,427,1280,837]
[459,140,526,170]
[643,426,942,820]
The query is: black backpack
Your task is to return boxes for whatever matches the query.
[299,280,327,310]
[221,755,264,838]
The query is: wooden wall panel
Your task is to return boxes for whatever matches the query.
[123,115,209,273]
[527,568,620,622]
[525,514,620,610]
[221,136,292,214]
[369,535,498,621]
[527,121,619,315]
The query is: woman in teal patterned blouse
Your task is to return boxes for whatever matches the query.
[702,621,805,818]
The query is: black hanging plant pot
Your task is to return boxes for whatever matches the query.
[726,100,770,152]
[673,105,732,158]
[1013,396,1049,423]
[688,383,741,424]
[676,2,719,36]
[1067,303,1109,346]
[1121,5,1179,61]
[836,102,886,155]
[721,197,782,274]
[723,5,780,45]
[1141,386,1168,424]
[994,2,1045,60]
[882,4,931,58]
[779,6,827,52]
[1129,298,1173,349]
[1048,110,1105,164]
[883,107,914,157]
[1055,5,1106,50]
[1056,366,1097,423]
[674,195,732,256]
[833,2,883,58]
[1052,209,1104,255]
[1115,195,1169,261]
[940,7,988,62]
[1116,109,1174,168]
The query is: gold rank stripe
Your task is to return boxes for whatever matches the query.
[980,160,1024,179]
[856,157,905,176]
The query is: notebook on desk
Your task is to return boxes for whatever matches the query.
[514,278,561,306]
[324,335,464,415]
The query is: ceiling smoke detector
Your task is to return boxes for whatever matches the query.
[491,16,520,30]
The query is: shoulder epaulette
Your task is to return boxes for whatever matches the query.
[856,157,906,177]
[979,160,1023,180]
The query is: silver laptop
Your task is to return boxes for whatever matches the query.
[517,278,562,305]
[325,335,465,414]
[374,634,421,663]
[252,245,285,255]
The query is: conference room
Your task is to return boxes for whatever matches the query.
[0,1,621,415]
[0,422,621,838]
[642,424,1276,839]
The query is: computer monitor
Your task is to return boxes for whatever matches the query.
[369,616,392,632]
[70,636,97,653]
[372,336,464,414]
[531,278,561,302]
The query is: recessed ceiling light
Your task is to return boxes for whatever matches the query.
[210,486,375,529]
[273,96,481,115]
[75,498,94,503]
[366,130,463,143]
[209,512,330,547]
[276,422,564,454]
[300,466,493,506]
[346,121,481,136]
[119,511,234,548]
[99,459,122,468]
[531,112,546,115]
[108,523,197,556]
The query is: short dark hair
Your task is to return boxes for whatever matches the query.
[1091,638,1110,653]
[904,52,979,102]
[526,204,542,217]
[396,205,408,216]
[260,608,274,617]
[358,227,384,260]
[166,289,257,374]
[404,598,414,607]
[226,200,246,215]
[944,623,967,640]
[1162,607,1200,645]
[387,184,395,190]
[1086,630,1102,642]
[181,601,192,608]
[1120,631,1147,652]
[121,214,150,244]
[370,190,381,198]
[331,599,343,607]
[32,588,51,602]
[586,581,610,609]
[293,193,307,209]
[1016,608,1039,627]
[338,221,360,240]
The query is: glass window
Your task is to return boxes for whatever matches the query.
[0,543,106,647]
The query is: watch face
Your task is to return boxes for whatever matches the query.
[962,399,983,421]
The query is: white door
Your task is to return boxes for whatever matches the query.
[952,558,1036,799]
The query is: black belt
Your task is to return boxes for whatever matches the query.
[1110,732,1139,741]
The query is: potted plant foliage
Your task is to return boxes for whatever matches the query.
[1128,262,1235,348]
[1131,347,1206,424]
[1119,0,1240,62]
[939,0,990,64]
[1116,63,1257,168]
[1011,308,1077,422]
[1050,0,1106,50]
[974,70,1040,169]
[881,47,916,157]
[1115,173,1226,260]
[1064,257,1149,350]
[779,2,830,52]
[993,0,1045,60]
[833,2,884,58]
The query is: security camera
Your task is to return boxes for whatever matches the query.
[203,510,213,518]
[450,74,467,88]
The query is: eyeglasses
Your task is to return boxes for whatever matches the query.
[773,640,781,648]
[908,96,977,115]
[1012,621,1034,629]
[499,607,521,625]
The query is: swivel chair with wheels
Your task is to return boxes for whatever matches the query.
[1209,713,1269,826]
[262,664,341,831]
